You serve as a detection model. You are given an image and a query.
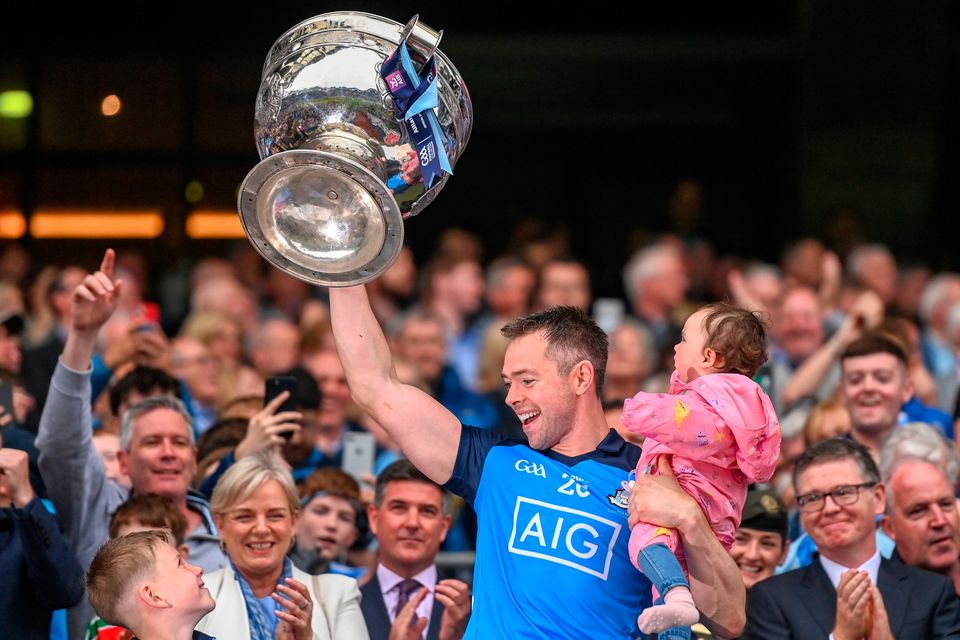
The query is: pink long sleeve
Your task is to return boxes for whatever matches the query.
[621,371,780,482]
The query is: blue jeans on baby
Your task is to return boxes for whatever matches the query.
[636,542,692,640]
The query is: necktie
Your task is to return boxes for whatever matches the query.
[394,578,423,621]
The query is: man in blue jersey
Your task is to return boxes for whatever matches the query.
[330,286,745,638]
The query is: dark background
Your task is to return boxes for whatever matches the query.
[1,2,958,297]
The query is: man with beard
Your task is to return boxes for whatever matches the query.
[329,285,746,638]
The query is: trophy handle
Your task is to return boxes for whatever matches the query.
[398,14,419,44]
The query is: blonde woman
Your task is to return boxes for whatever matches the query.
[197,454,368,640]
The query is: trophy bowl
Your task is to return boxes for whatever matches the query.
[238,12,472,286]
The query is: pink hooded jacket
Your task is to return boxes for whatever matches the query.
[622,371,781,566]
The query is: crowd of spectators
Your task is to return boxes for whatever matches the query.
[4,213,960,638]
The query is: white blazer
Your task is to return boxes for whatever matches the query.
[195,564,370,640]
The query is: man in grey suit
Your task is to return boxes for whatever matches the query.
[360,460,471,640]
[743,438,960,639]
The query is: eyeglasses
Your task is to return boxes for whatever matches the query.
[795,482,877,513]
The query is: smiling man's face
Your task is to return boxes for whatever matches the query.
[796,457,884,564]
[118,408,197,500]
[841,352,911,437]
[502,331,578,451]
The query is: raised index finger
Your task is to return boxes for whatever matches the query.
[100,248,116,278]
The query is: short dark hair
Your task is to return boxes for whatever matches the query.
[196,417,248,463]
[109,494,187,545]
[109,366,182,417]
[374,459,451,515]
[792,437,880,495]
[700,303,769,377]
[500,306,608,396]
[841,332,908,367]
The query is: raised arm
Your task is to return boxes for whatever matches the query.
[329,286,461,484]
[781,290,882,409]
[35,249,123,559]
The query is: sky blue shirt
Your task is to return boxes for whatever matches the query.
[445,426,650,639]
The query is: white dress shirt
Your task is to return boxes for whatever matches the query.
[819,550,881,589]
[820,551,881,640]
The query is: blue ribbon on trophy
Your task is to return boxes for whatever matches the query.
[380,40,453,190]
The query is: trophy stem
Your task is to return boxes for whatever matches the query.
[302,125,389,183]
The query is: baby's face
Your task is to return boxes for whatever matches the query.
[674,309,711,383]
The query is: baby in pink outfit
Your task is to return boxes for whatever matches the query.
[621,303,781,638]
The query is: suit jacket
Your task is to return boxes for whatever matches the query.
[195,564,369,640]
[742,555,960,639]
[360,572,443,640]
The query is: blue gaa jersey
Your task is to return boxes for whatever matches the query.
[445,426,651,639]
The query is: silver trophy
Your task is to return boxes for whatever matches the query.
[238,12,472,287]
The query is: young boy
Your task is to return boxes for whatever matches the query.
[85,495,191,639]
[86,529,216,640]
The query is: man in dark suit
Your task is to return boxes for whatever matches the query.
[743,438,960,639]
[361,460,471,640]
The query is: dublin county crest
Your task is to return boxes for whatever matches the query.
[607,486,629,510]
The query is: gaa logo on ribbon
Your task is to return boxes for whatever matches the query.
[508,496,621,579]
[419,142,436,166]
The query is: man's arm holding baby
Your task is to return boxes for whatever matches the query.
[629,457,746,638]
